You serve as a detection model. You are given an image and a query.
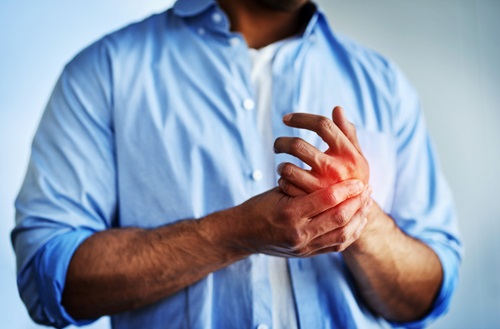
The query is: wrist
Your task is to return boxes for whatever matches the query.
[197,205,254,260]
[344,201,397,256]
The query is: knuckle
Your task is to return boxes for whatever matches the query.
[318,117,334,134]
[340,160,357,176]
[319,157,335,173]
[286,229,307,250]
[280,163,295,178]
[345,161,357,172]
[322,188,339,205]
[316,155,328,170]
[335,208,350,226]
[342,183,360,199]
[290,138,305,154]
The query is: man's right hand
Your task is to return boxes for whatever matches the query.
[230,179,371,256]
[62,179,370,319]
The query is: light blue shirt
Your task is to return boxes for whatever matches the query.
[12,0,462,328]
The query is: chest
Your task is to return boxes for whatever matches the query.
[111,37,397,227]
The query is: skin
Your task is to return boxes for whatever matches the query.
[63,181,370,318]
[254,0,308,11]
[275,107,444,321]
[218,0,309,48]
[61,0,441,323]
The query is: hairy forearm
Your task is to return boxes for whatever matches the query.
[61,183,368,320]
[62,208,249,319]
[342,202,443,322]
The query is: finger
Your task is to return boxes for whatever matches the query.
[266,202,369,258]
[304,215,368,256]
[274,137,326,171]
[359,186,373,218]
[308,185,371,238]
[361,198,374,218]
[282,113,353,152]
[301,201,370,256]
[293,179,364,218]
[277,162,322,193]
[278,178,307,197]
[331,106,362,153]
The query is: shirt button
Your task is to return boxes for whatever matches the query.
[257,325,269,329]
[197,27,206,36]
[212,12,223,23]
[252,170,263,182]
[242,98,255,111]
[229,37,241,47]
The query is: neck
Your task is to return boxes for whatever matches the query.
[218,0,309,49]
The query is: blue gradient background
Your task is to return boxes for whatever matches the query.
[1,1,499,328]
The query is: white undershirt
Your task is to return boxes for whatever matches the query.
[249,42,299,329]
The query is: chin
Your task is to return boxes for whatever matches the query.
[254,0,309,11]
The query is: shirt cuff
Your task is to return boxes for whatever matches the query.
[33,229,98,328]
[388,239,461,329]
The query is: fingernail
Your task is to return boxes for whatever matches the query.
[366,199,373,209]
[283,113,293,123]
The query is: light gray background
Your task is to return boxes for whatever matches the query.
[1,1,498,328]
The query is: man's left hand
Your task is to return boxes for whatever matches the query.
[274,106,369,197]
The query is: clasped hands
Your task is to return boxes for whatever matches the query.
[238,106,372,257]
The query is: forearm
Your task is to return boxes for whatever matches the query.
[62,208,249,319]
[61,183,367,320]
[342,202,443,322]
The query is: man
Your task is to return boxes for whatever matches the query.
[12,0,462,328]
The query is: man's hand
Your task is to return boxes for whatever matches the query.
[62,177,370,319]
[274,106,369,197]
[273,106,444,322]
[233,180,371,256]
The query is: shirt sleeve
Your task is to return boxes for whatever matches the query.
[386,64,463,328]
[11,39,116,328]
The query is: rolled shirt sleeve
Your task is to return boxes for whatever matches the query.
[11,39,116,328]
[387,64,463,328]
[18,230,96,328]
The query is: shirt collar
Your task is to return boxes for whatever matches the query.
[172,0,323,39]
[299,2,321,38]
[173,0,216,17]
